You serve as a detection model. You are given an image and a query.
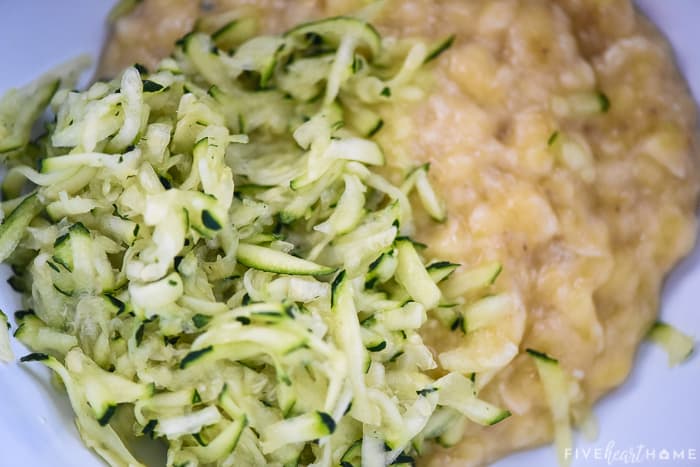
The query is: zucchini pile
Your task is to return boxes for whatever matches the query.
[0,14,516,467]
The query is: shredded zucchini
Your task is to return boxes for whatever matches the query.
[0,12,517,467]
[0,310,13,362]
[647,321,695,367]
[527,349,575,467]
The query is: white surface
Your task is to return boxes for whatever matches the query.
[0,2,698,466]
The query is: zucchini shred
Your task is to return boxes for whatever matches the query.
[0,12,529,467]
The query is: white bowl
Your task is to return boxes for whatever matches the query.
[0,2,697,466]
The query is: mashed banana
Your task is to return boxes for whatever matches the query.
[102,1,699,465]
